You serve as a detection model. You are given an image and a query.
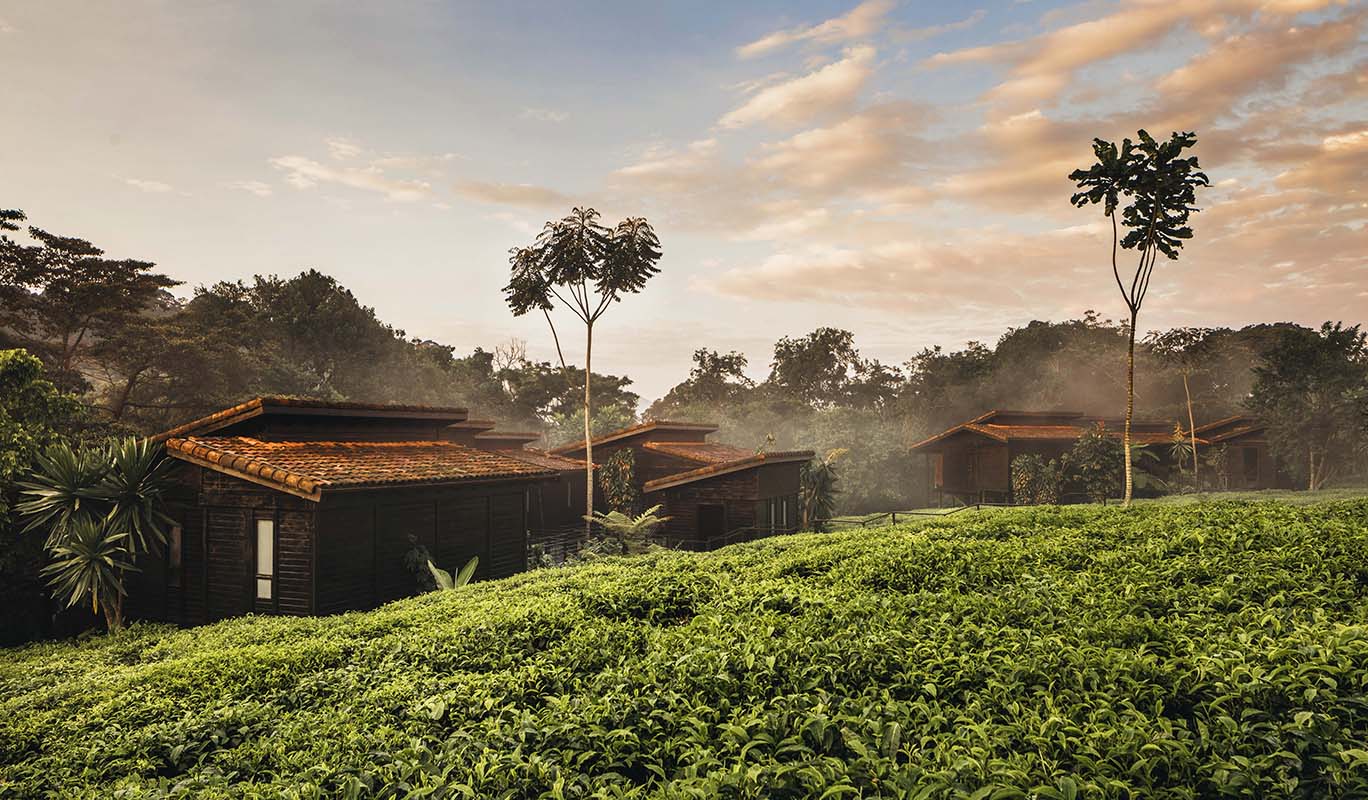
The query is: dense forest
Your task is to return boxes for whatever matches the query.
[4,206,1367,506]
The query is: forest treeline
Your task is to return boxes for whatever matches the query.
[3,205,1366,520]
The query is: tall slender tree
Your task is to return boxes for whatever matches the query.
[1070,130,1209,506]
[504,208,662,531]
[1146,327,1216,478]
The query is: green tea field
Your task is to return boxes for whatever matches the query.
[3,500,1368,798]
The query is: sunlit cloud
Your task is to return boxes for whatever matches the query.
[269,155,432,202]
[124,178,174,193]
[718,45,876,128]
[324,136,362,160]
[455,180,572,208]
[736,0,894,58]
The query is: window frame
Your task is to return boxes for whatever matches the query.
[254,516,276,603]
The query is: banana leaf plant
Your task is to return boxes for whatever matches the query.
[427,556,479,590]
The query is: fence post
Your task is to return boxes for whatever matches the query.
[892,512,897,525]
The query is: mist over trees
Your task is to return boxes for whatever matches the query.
[3,204,1366,523]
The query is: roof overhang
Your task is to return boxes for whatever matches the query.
[643,450,812,493]
[548,420,720,455]
[165,436,555,502]
[154,396,471,442]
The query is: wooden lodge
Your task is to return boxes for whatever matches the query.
[136,397,584,625]
[911,410,1285,505]
[131,398,811,625]
[550,421,814,549]
[1192,415,1291,491]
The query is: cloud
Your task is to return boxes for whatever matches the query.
[1155,12,1364,108]
[520,107,570,123]
[718,45,876,128]
[895,9,987,43]
[268,155,431,202]
[455,180,572,208]
[125,178,174,193]
[923,0,1347,109]
[325,137,362,160]
[370,152,460,171]
[226,180,273,197]
[737,0,895,58]
[751,102,926,191]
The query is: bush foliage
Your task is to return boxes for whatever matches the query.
[2,501,1368,797]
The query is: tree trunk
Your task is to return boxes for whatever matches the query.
[583,320,594,537]
[1182,371,1198,479]
[101,594,123,633]
[1123,313,1136,506]
[109,368,145,422]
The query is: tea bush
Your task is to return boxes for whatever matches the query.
[3,500,1368,798]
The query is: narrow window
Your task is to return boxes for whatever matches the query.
[781,498,789,530]
[255,519,274,600]
[168,524,183,588]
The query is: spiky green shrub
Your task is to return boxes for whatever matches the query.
[2,500,1367,798]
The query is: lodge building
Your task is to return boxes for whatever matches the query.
[910,409,1286,505]
[134,397,809,625]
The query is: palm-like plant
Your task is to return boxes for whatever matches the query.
[95,438,176,556]
[18,437,178,631]
[41,516,136,631]
[16,444,108,548]
[584,504,671,555]
[801,449,846,532]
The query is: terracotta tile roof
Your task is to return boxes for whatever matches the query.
[1193,415,1265,442]
[548,420,719,455]
[165,436,554,501]
[912,411,1199,451]
[643,449,814,493]
[154,396,470,441]
[642,441,759,464]
[498,448,590,473]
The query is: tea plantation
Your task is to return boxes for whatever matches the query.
[3,501,1368,798]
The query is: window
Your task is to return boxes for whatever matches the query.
[168,524,183,588]
[255,519,274,600]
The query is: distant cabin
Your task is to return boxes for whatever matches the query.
[549,421,813,548]
[134,398,811,626]
[910,410,1285,506]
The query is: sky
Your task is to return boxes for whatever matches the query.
[2,0,1365,406]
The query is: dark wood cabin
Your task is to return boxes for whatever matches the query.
[1192,415,1290,490]
[910,410,1188,506]
[549,421,813,549]
[133,397,559,624]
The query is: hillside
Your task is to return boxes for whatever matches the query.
[3,501,1368,798]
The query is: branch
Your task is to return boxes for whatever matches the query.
[542,308,570,373]
[547,284,588,324]
[1109,213,1128,307]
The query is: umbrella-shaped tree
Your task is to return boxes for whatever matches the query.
[504,208,663,533]
[1070,130,1209,506]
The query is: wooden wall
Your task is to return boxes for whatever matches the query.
[314,482,532,615]
[651,470,759,547]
